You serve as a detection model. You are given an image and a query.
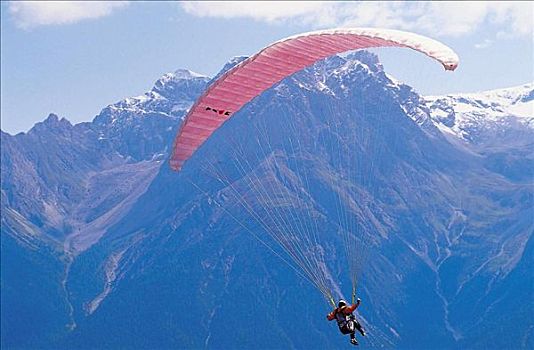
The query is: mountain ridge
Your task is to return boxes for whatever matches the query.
[1,52,532,349]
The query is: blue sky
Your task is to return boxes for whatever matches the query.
[1,1,532,134]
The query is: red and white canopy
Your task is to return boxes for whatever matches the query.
[170,27,459,171]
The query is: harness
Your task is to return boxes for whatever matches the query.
[335,307,356,333]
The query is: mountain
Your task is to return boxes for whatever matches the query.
[425,84,534,182]
[1,69,209,349]
[426,84,533,145]
[1,53,532,349]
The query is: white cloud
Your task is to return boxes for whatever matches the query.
[180,1,330,23]
[487,2,534,38]
[9,1,129,29]
[475,38,494,49]
[180,1,533,38]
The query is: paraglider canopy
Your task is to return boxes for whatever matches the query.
[170,27,459,171]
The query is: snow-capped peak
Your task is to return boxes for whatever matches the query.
[424,83,534,143]
[152,69,209,96]
[93,68,210,129]
[427,83,533,118]
[172,69,207,80]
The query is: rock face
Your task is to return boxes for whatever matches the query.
[1,53,532,349]
[1,70,209,244]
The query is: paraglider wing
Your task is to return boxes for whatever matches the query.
[170,27,459,171]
